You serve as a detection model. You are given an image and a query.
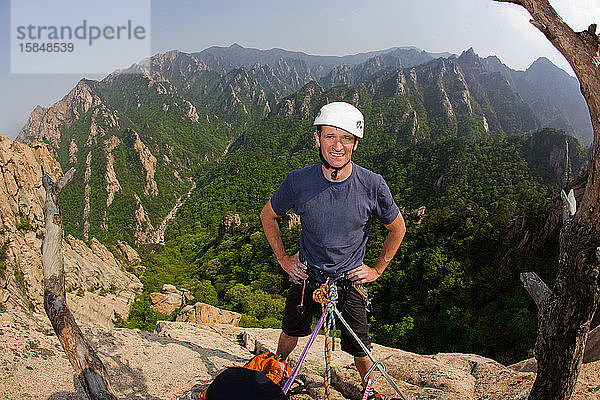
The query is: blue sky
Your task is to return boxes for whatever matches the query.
[1,0,598,139]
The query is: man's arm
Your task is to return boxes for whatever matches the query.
[260,200,308,281]
[347,212,406,284]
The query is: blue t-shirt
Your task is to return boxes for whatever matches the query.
[270,163,400,276]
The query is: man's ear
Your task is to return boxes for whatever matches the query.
[314,131,320,148]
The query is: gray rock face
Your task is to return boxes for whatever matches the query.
[16,80,104,147]
[176,302,241,326]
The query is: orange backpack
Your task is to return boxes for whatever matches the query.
[243,352,292,386]
[199,352,291,399]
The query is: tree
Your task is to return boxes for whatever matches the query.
[494,1,600,398]
[42,168,118,400]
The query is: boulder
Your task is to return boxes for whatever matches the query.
[149,284,195,315]
[176,302,241,326]
[163,283,179,294]
[149,292,181,315]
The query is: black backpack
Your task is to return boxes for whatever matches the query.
[205,367,287,400]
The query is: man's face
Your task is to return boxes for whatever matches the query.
[315,125,358,169]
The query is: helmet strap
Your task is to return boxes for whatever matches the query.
[319,150,351,181]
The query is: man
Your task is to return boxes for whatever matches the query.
[260,102,406,399]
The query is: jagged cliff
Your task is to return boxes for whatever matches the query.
[0,135,142,328]
[16,75,199,244]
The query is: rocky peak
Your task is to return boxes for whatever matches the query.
[458,47,480,64]
[272,81,324,118]
[17,79,104,147]
[114,50,209,93]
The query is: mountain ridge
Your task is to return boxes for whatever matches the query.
[15,44,591,247]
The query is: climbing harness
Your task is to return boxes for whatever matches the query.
[353,282,372,312]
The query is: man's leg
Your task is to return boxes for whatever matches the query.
[338,282,373,387]
[279,280,313,359]
[354,355,374,386]
[277,331,299,359]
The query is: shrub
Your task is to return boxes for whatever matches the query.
[16,218,35,232]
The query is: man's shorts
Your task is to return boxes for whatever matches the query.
[281,277,371,358]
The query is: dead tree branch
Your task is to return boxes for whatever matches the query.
[520,272,551,309]
[42,168,118,400]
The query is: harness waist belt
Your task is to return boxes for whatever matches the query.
[299,253,349,283]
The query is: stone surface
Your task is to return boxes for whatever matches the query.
[3,311,600,400]
[149,284,195,316]
[115,240,141,265]
[149,292,181,315]
[176,302,242,326]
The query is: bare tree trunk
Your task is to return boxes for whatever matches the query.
[42,169,118,400]
[495,1,600,399]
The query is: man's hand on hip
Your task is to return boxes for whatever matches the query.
[347,264,381,284]
[279,252,308,281]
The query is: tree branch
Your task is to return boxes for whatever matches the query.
[520,272,551,309]
[561,189,577,222]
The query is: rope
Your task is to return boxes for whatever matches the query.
[313,279,338,400]
[361,375,382,400]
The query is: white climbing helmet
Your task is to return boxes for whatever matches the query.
[313,102,364,138]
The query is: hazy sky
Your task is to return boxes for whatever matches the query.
[1,0,598,139]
